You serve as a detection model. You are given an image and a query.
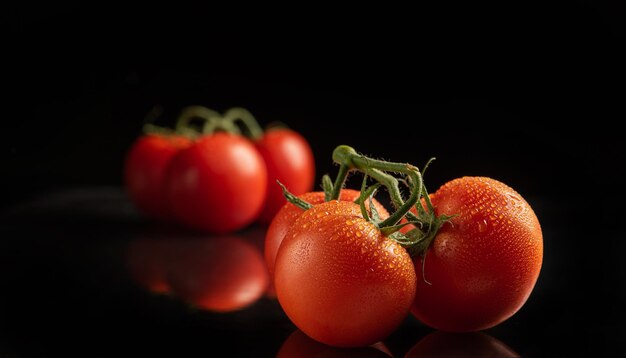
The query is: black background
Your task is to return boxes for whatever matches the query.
[1,3,625,357]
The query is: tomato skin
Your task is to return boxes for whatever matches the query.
[166,236,269,312]
[264,190,389,281]
[275,201,416,347]
[124,134,192,220]
[165,133,267,234]
[411,177,543,332]
[255,129,315,224]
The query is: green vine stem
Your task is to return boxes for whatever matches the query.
[223,107,264,140]
[331,145,422,228]
[175,106,221,135]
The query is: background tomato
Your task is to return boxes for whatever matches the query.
[275,201,416,347]
[411,176,543,332]
[255,129,315,224]
[124,134,191,220]
[166,132,267,234]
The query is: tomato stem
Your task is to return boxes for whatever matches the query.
[223,107,264,140]
[331,146,422,228]
[329,164,350,201]
[176,106,221,136]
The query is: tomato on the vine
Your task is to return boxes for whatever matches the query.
[255,128,315,224]
[124,134,191,220]
[165,132,267,234]
[410,176,543,332]
[274,200,416,347]
[264,189,389,281]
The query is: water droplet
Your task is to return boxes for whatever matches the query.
[345,220,354,226]
[490,203,496,208]
[478,219,488,233]
[356,231,362,237]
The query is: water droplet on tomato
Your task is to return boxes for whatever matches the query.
[345,220,354,226]
[478,219,488,233]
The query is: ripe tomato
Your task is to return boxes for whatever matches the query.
[264,189,389,281]
[255,129,315,224]
[165,132,267,234]
[277,329,392,357]
[166,236,269,312]
[411,176,543,332]
[405,331,518,357]
[124,134,191,220]
[274,201,416,347]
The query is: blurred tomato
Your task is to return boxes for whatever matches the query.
[124,134,191,220]
[166,133,267,234]
[255,129,315,224]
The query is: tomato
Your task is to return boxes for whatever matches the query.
[274,201,416,347]
[277,329,392,357]
[410,176,543,332]
[405,331,518,357]
[124,134,191,220]
[264,189,389,281]
[255,129,315,224]
[166,236,269,312]
[165,132,267,234]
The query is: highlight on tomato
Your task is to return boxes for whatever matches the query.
[270,144,543,347]
[220,108,315,224]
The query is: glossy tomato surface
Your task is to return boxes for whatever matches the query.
[124,134,191,220]
[411,176,543,332]
[166,133,267,234]
[255,129,315,224]
[264,189,389,280]
[275,201,416,347]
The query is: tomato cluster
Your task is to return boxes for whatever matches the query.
[124,106,315,234]
[265,145,543,347]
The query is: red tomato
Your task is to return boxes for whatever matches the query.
[264,189,389,282]
[277,329,392,357]
[274,201,416,347]
[411,177,543,332]
[405,331,518,357]
[255,129,315,224]
[166,236,269,312]
[166,132,267,234]
[124,134,191,220]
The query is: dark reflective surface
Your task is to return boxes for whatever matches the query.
[405,331,518,357]
[0,188,624,357]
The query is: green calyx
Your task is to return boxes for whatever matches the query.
[281,144,451,259]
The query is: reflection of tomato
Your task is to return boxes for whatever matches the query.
[405,331,518,357]
[275,201,415,347]
[411,177,543,332]
[166,133,267,234]
[264,189,389,281]
[124,134,191,220]
[277,329,392,357]
[167,236,269,312]
[255,129,315,224]
[125,236,172,294]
